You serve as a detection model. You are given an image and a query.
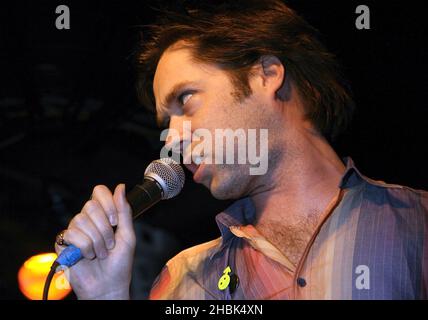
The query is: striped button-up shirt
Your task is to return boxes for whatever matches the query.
[149,157,428,299]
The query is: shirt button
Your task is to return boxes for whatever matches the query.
[297,277,307,287]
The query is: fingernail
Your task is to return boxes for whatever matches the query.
[107,239,115,250]
[109,214,117,226]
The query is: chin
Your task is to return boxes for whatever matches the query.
[208,174,246,200]
[210,188,232,200]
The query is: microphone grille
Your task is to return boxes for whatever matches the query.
[144,158,185,199]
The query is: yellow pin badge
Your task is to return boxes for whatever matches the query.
[218,266,239,293]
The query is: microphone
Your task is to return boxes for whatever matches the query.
[127,158,185,219]
[55,158,185,268]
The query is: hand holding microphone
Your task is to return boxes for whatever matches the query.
[52,158,185,300]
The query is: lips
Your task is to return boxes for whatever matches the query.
[182,148,202,175]
[183,161,206,183]
[180,141,207,182]
[184,162,199,175]
[192,163,205,183]
[182,151,200,175]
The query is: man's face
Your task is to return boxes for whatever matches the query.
[153,44,283,200]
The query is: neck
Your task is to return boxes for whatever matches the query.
[251,127,346,266]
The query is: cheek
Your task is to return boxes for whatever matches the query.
[191,92,248,132]
[191,106,226,131]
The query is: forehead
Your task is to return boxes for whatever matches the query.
[153,45,223,106]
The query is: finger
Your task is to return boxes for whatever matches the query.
[91,185,118,227]
[82,199,115,250]
[70,212,108,259]
[55,242,67,256]
[60,228,95,260]
[113,184,136,247]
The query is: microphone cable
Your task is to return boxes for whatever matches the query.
[43,261,60,300]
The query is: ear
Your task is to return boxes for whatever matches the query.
[258,55,287,100]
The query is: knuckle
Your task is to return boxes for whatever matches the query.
[92,186,117,220]
[64,228,81,247]
[63,228,77,242]
[84,200,99,213]
[82,246,95,259]
[90,232,104,247]
[80,240,92,252]
[64,228,95,259]
[77,238,94,257]
[99,224,113,238]
[71,213,86,227]
[92,185,106,196]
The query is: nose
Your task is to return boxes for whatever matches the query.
[164,115,191,156]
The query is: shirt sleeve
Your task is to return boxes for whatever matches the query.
[148,264,172,300]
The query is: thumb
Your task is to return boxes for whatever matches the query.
[113,184,134,241]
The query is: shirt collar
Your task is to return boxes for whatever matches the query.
[215,157,365,243]
[339,156,367,189]
[215,196,256,244]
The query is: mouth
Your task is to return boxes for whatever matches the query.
[192,162,205,183]
[181,141,206,180]
[184,161,205,183]
[184,162,199,175]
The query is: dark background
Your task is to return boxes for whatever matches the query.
[0,0,427,299]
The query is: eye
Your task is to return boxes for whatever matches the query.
[178,92,193,105]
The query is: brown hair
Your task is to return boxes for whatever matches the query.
[136,0,355,141]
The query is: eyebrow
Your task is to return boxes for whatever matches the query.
[157,81,198,126]
[160,81,198,111]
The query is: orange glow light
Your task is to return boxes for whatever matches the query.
[18,253,72,300]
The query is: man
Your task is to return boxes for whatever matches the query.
[55,1,428,299]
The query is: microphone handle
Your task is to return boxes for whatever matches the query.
[55,178,163,268]
[127,178,163,219]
